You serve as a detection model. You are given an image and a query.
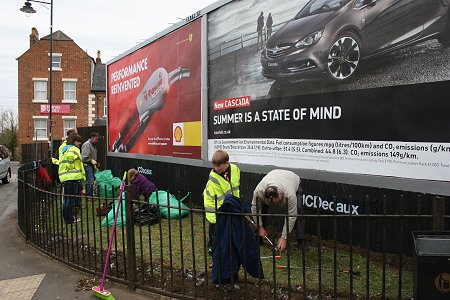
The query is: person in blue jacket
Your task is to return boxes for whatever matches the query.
[212,194,264,285]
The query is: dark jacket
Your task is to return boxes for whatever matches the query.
[257,14,264,31]
[131,174,157,200]
[212,194,264,284]
[267,15,273,28]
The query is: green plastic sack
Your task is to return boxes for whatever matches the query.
[97,177,122,198]
[101,199,126,227]
[149,190,189,219]
[95,170,113,182]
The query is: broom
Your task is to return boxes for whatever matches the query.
[92,171,127,300]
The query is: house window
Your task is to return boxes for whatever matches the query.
[63,117,77,136]
[103,97,107,117]
[33,117,47,140]
[52,55,61,68]
[49,53,62,71]
[34,80,47,101]
[63,81,76,100]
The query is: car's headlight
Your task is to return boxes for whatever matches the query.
[295,30,323,48]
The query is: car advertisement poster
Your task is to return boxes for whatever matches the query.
[108,19,202,159]
[207,0,450,181]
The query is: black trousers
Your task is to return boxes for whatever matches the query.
[208,222,215,249]
[62,180,82,224]
[261,188,303,240]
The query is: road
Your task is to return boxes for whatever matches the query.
[0,162,154,299]
[209,39,450,101]
[0,162,19,217]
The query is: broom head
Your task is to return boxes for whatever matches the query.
[92,286,115,300]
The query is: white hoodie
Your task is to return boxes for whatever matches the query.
[251,169,301,237]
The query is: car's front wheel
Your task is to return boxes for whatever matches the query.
[326,32,361,81]
[2,168,10,184]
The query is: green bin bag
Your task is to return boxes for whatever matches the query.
[97,177,122,198]
[95,170,113,182]
[101,192,127,227]
[149,190,189,219]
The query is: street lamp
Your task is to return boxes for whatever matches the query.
[20,0,54,159]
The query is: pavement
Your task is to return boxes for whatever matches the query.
[0,162,162,300]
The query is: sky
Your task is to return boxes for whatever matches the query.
[0,0,218,113]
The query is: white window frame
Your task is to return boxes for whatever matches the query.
[32,116,48,141]
[62,116,77,137]
[49,53,62,71]
[62,78,77,103]
[103,96,107,117]
[32,78,48,103]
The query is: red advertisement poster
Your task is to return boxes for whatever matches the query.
[108,19,202,158]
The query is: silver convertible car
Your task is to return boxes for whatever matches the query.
[261,0,450,81]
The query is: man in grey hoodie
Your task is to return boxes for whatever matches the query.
[81,132,101,198]
[251,169,304,251]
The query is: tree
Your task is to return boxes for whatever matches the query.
[0,109,18,160]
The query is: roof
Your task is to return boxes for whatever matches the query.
[92,63,106,92]
[41,30,73,41]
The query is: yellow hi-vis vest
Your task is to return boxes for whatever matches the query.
[58,145,85,183]
[51,140,67,165]
[203,163,240,224]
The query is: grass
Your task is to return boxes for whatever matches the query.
[37,193,413,299]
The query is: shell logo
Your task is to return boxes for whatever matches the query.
[174,126,183,142]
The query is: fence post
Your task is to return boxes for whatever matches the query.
[432,196,445,231]
[125,185,137,291]
[22,169,30,243]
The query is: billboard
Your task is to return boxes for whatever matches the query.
[108,19,202,159]
[207,0,450,181]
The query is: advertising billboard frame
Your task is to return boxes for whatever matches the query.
[106,0,450,196]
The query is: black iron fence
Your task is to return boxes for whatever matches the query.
[18,163,449,299]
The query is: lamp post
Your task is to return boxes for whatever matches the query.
[20,0,54,159]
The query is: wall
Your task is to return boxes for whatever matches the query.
[18,33,94,159]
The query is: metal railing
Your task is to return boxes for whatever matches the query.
[18,163,448,299]
[208,23,285,60]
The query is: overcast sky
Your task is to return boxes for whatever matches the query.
[0,0,217,113]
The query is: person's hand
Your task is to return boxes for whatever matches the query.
[277,236,287,251]
[258,226,268,238]
[91,159,97,165]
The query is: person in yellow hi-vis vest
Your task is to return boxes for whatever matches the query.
[58,134,85,224]
[52,128,78,165]
[203,150,241,254]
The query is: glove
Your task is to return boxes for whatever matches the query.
[91,159,97,165]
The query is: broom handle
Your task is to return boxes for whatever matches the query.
[100,172,127,290]
[179,192,191,202]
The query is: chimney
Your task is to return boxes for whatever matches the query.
[96,50,102,64]
[29,27,39,48]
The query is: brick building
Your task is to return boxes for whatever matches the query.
[17,27,106,161]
